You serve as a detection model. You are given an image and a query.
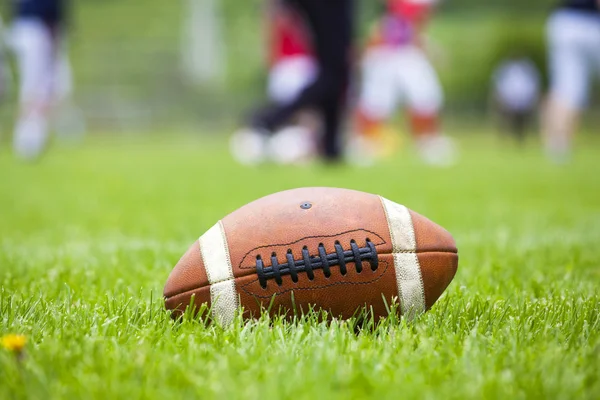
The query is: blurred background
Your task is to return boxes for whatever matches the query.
[0,0,597,137]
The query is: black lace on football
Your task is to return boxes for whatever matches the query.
[256,239,378,289]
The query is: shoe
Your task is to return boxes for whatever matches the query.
[346,134,378,167]
[268,125,315,165]
[416,135,457,167]
[229,128,269,165]
[13,116,49,161]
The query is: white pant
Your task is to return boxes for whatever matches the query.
[268,55,317,105]
[358,45,443,119]
[547,10,600,109]
[0,16,10,99]
[10,18,72,108]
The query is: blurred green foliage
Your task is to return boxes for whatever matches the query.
[219,0,555,111]
[439,0,556,13]
[0,0,568,127]
[431,13,548,111]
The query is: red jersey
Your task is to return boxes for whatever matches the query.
[389,0,434,25]
[269,1,312,65]
[370,0,435,48]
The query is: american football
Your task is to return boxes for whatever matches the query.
[164,187,458,324]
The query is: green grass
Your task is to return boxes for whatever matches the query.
[1,129,599,399]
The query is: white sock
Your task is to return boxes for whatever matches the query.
[416,134,457,167]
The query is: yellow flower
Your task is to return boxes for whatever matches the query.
[1,334,27,353]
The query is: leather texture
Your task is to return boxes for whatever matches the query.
[223,187,393,319]
[416,252,458,309]
[164,241,208,298]
[164,187,458,320]
[409,209,458,309]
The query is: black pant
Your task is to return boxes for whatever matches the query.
[252,0,355,160]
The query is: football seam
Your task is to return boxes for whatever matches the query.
[236,229,387,270]
[164,284,211,303]
[163,248,457,300]
[238,259,391,298]
[164,257,389,301]
[415,248,458,254]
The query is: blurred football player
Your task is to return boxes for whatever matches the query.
[353,0,456,166]
[0,14,11,104]
[231,0,355,164]
[492,57,541,142]
[267,0,316,107]
[9,0,77,160]
[264,0,318,165]
[542,0,600,163]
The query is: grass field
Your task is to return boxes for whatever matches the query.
[1,129,599,399]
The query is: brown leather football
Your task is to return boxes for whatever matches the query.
[164,187,458,324]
